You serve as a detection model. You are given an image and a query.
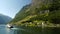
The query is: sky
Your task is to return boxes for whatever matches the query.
[0,0,31,18]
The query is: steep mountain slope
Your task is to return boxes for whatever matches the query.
[0,14,12,24]
[12,4,31,22]
[10,0,60,26]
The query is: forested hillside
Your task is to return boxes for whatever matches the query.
[10,0,60,26]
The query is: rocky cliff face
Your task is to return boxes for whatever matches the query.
[31,0,53,8]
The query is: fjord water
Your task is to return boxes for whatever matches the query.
[0,25,60,34]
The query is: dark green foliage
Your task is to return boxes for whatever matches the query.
[48,10,60,24]
[49,0,60,11]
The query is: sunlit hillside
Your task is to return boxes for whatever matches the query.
[10,0,60,27]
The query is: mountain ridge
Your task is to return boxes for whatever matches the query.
[0,14,12,24]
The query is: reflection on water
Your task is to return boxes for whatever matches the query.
[6,28,14,34]
[0,25,60,34]
[14,27,60,34]
[42,27,60,34]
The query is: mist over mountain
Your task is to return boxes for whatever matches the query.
[0,14,12,24]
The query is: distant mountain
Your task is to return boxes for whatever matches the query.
[0,14,12,24]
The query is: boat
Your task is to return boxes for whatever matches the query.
[6,24,13,28]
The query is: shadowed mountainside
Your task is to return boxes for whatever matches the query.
[0,14,12,24]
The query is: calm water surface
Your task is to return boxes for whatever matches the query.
[0,25,60,34]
